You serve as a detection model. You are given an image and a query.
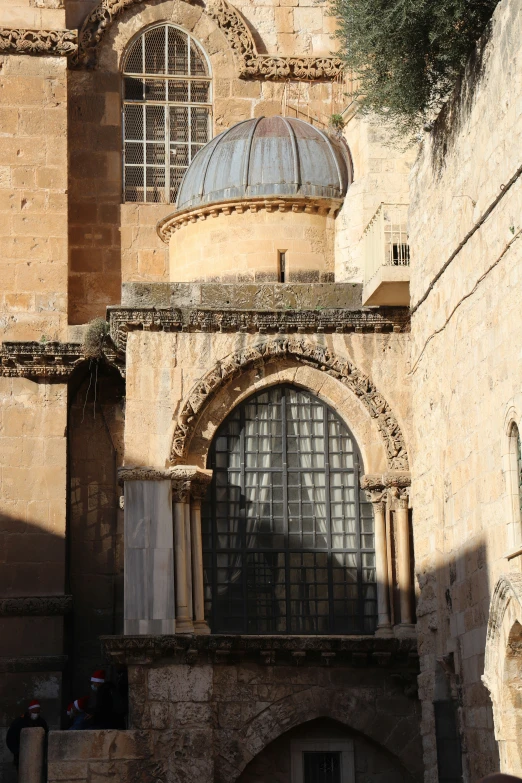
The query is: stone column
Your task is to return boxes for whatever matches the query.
[19,727,45,783]
[173,479,194,633]
[367,491,393,636]
[191,478,212,634]
[124,477,175,635]
[396,491,414,628]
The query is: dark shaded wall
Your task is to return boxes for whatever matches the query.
[67,364,125,697]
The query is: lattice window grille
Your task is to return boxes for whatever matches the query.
[122,24,212,204]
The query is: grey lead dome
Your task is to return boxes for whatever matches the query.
[176,116,350,211]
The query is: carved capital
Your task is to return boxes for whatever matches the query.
[172,479,191,503]
[0,28,78,57]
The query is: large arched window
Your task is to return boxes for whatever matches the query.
[122,24,212,204]
[202,385,377,635]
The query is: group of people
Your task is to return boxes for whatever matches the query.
[65,669,127,731]
[6,668,127,769]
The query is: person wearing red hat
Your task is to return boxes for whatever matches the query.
[84,668,126,730]
[68,697,91,730]
[6,699,48,769]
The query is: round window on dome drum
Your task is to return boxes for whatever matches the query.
[122,24,212,204]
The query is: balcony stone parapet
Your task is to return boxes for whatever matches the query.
[100,632,418,670]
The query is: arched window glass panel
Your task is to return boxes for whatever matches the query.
[201,385,377,635]
[122,24,212,204]
[509,423,522,542]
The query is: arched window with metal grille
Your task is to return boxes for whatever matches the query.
[122,24,212,204]
[201,385,377,635]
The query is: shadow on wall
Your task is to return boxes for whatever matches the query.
[416,535,501,783]
[67,362,125,697]
[67,67,123,325]
[0,511,66,783]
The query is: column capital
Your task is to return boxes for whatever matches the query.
[360,472,411,492]
[118,465,212,487]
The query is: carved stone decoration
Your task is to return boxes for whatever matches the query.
[0,595,73,617]
[0,342,85,378]
[206,0,344,80]
[118,465,212,485]
[0,655,68,673]
[72,0,344,80]
[170,338,410,470]
[360,473,411,492]
[0,28,78,56]
[101,632,418,667]
[108,307,409,354]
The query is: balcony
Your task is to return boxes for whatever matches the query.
[362,203,410,307]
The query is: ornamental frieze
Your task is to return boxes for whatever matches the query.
[170,337,410,471]
[101,632,418,667]
[0,655,68,673]
[0,342,84,378]
[72,0,344,80]
[108,306,409,354]
[0,28,78,56]
[0,595,73,617]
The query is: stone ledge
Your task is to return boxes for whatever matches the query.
[101,634,418,669]
[0,595,73,616]
[0,655,68,673]
[0,342,83,378]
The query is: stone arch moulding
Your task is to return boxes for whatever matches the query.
[216,684,421,783]
[483,573,522,774]
[170,337,409,471]
[72,0,345,78]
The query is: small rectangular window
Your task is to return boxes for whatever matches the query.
[303,752,341,783]
[279,250,286,283]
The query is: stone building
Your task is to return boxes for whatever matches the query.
[0,0,520,782]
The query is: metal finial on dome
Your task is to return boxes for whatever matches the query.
[176,116,350,211]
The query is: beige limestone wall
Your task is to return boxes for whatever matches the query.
[168,206,335,283]
[122,330,411,473]
[0,54,68,341]
[408,0,522,779]
[335,115,416,283]
[0,0,66,29]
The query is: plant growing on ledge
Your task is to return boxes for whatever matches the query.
[83,317,110,360]
[329,113,346,131]
[329,0,499,139]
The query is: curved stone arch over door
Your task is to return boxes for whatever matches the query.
[214,684,423,783]
[170,338,410,473]
[483,573,522,775]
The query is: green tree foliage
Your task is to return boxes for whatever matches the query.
[330,0,499,138]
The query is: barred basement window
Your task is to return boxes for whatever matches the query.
[202,385,377,635]
[122,24,212,204]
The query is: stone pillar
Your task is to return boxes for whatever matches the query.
[367,492,393,636]
[19,727,45,783]
[173,479,194,633]
[191,478,212,634]
[124,478,175,634]
[396,492,414,629]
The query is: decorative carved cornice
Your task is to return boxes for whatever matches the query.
[0,342,84,378]
[101,632,418,667]
[108,307,409,354]
[0,655,68,673]
[157,196,342,243]
[171,338,410,471]
[0,28,78,56]
[72,0,343,81]
[0,595,73,617]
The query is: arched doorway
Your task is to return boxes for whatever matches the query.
[201,384,376,635]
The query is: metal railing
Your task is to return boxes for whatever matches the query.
[363,203,410,284]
